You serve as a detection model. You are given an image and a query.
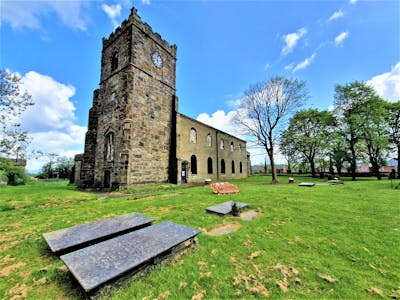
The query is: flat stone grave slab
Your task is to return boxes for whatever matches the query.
[206,201,249,215]
[328,179,344,185]
[43,212,153,255]
[60,221,200,293]
[298,182,315,187]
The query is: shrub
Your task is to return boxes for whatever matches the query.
[0,158,28,185]
[111,181,120,192]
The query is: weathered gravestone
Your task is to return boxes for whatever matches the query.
[60,221,200,294]
[43,212,153,255]
[206,201,249,215]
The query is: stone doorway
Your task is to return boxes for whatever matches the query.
[104,171,111,188]
[181,162,187,184]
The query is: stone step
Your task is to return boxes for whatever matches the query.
[206,201,249,215]
[43,212,153,255]
[60,221,200,293]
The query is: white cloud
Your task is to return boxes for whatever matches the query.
[349,0,358,4]
[334,31,349,46]
[101,3,122,28]
[0,0,88,30]
[281,27,307,56]
[367,62,400,102]
[21,71,76,132]
[264,63,270,70]
[293,52,317,72]
[196,110,239,137]
[328,10,344,22]
[16,71,86,172]
[141,0,151,5]
[284,63,294,71]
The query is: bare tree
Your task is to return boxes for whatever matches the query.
[232,76,308,183]
[0,69,33,158]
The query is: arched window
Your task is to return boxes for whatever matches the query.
[105,132,114,162]
[221,159,225,174]
[230,142,234,151]
[207,157,213,174]
[220,139,224,149]
[206,133,212,147]
[238,144,242,152]
[231,161,235,173]
[191,155,197,174]
[111,52,118,71]
[240,161,243,174]
[190,128,197,143]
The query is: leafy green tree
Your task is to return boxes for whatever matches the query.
[0,157,28,185]
[334,82,390,180]
[334,82,373,180]
[386,101,400,178]
[360,97,389,180]
[281,139,300,174]
[281,109,335,178]
[0,69,33,158]
[233,76,308,184]
[327,130,349,176]
[37,153,59,179]
[37,154,74,179]
[55,157,74,179]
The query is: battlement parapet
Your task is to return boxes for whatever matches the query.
[102,7,177,57]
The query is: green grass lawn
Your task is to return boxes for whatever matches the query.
[0,176,399,299]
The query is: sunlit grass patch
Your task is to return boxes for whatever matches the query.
[0,176,399,299]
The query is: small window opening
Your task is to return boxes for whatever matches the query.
[191,155,197,174]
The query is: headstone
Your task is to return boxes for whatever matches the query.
[204,178,212,185]
[60,222,200,293]
[43,213,153,255]
[298,182,315,187]
[206,201,249,215]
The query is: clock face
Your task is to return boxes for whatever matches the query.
[151,52,163,68]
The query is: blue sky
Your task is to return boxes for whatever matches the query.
[1,0,399,171]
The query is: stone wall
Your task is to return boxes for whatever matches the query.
[176,114,249,183]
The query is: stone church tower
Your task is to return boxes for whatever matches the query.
[75,8,178,188]
[75,8,250,188]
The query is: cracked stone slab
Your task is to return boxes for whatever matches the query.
[206,201,249,215]
[43,212,153,255]
[60,221,200,293]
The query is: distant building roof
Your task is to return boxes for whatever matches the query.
[251,166,264,172]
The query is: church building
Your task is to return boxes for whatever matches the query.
[74,8,250,188]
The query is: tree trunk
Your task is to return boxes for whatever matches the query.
[329,156,334,175]
[310,159,316,178]
[397,145,400,179]
[337,166,342,176]
[267,148,279,184]
[371,161,382,180]
[350,143,357,181]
